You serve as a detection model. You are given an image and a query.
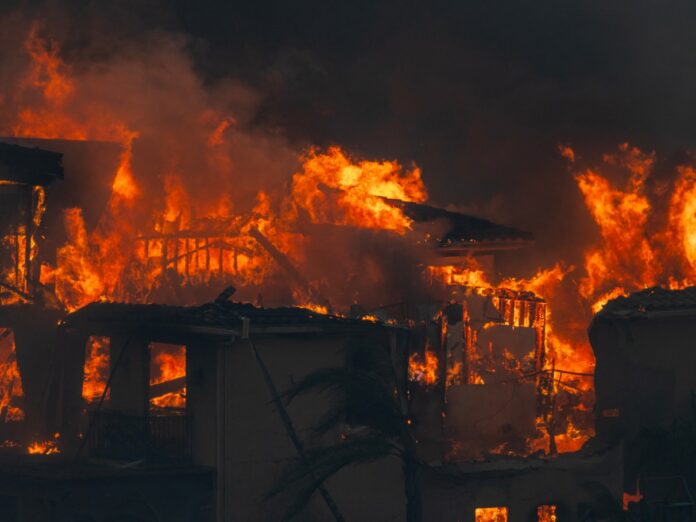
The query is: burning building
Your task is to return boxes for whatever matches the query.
[0,131,608,521]
[0,141,65,445]
[3,18,695,522]
[0,134,613,521]
[591,285,696,510]
[46,294,409,521]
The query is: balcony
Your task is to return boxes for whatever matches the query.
[87,410,191,461]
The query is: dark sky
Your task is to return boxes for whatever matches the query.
[6,0,696,269]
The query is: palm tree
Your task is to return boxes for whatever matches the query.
[268,336,422,522]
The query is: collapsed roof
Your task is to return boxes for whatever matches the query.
[64,297,398,338]
[384,198,534,254]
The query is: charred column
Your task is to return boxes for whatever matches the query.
[109,333,150,416]
[55,325,89,445]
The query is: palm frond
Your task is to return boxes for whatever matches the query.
[268,435,397,519]
[271,337,421,521]
[282,367,358,404]
[285,366,406,438]
[270,435,398,492]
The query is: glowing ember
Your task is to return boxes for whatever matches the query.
[300,304,329,314]
[475,507,508,522]
[27,432,60,455]
[623,483,642,511]
[537,505,557,522]
[446,361,463,387]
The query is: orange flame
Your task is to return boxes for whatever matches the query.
[4,24,437,315]
[408,351,438,386]
[0,330,24,422]
[575,144,657,305]
[623,482,642,511]
[291,147,427,233]
[27,432,60,455]
[82,337,109,402]
[475,507,508,522]
[150,344,186,410]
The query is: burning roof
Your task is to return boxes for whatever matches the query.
[597,285,696,317]
[63,298,397,336]
[0,142,63,186]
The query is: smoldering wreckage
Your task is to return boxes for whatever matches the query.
[1,30,696,522]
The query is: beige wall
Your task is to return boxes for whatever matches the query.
[591,314,696,439]
[190,332,406,522]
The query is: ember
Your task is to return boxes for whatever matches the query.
[408,350,438,385]
[475,507,508,522]
[537,505,557,522]
[27,432,60,455]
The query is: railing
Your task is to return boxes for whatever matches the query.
[88,410,191,461]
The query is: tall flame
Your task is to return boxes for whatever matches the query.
[291,147,427,233]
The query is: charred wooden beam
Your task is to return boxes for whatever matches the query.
[0,280,32,303]
[248,227,332,312]
[149,376,186,398]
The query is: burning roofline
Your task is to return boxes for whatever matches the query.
[61,300,405,341]
[595,285,696,318]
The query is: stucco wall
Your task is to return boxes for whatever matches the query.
[193,332,406,522]
[590,313,696,442]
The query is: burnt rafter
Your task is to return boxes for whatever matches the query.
[382,197,534,247]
